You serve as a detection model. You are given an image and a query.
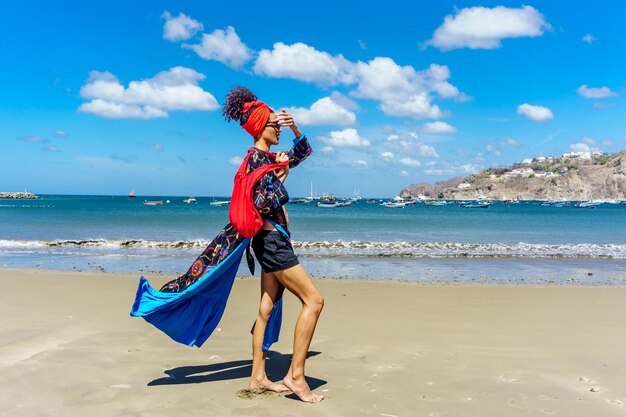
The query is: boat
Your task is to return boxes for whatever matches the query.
[460,202,490,208]
[305,181,320,202]
[381,201,410,208]
[317,200,351,208]
[143,200,163,206]
[425,200,447,206]
[348,190,362,202]
[289,198,310,204]
[209,200,230,206]
[182,197,197,204]
[128,190,136,198]
[575,202,596,209]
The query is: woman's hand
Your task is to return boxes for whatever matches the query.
[276,109,302,138]
[275,151,290,181]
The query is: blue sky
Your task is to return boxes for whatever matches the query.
[2,0,625,197]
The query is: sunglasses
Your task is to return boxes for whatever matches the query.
[265,121,281,130]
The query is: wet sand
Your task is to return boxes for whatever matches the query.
[1,268,626,416]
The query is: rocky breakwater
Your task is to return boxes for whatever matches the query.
[0,192,40,199]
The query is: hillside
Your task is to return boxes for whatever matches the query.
[400,151,626,201]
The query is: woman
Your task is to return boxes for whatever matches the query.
[222,86,325,403]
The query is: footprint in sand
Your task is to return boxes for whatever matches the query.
[236,389,278,400]
[608,399,624,407]
[421,394,440,402]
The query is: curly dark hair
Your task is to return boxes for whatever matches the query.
[222,86,260,126]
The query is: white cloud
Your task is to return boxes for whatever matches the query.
[568,141,602,153]
[253,43,464,119]
[329,91,359,111]
[577,84,618,99]
[460,164,480,173]
[353,160,368,168]
[185,26,253,68]
[149,143,164,151]
[162,11,203,42]
[428,6,550,51]
[485,144,501,157]
[42,146,60,153]
[319,128,370,148]
[419,145,439,158]
[319,146,334,154]
[424,168,456,176]
[351,59,457,119]
[601,139,616,147]
[287,97,356,126]
[399,157,421,167]
[253,42,355,85]
[517,103,553,123]
[422,121,456,134]
[229,156,243,166]
[569,142,591,153]
[379,94,444,119]
[79,100,168,119]
[78,67,218,119]
[358,39,367,50]
[497,138,520,147]
[582,34,596,44]
[53,130,68,137]
[381,151,394,161]
[400,170,409,177]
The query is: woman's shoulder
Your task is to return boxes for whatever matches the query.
[247,147,273,171]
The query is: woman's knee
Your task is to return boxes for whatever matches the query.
[306,293,324,315]
[257,299,275,322]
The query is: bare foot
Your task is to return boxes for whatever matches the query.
[249,377,290,393]
[283,374,324,403]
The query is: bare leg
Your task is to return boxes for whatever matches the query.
[249,269,289,392]
[273,264,325,403]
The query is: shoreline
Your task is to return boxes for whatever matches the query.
[1,266,624,287]
[2,254,625,286]
[2,268,626,416]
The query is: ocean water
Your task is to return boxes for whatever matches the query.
[1,195,625,284]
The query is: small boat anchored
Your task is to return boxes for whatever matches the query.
[128,190,136,198]
[209,199,230,206]
[460,202,490,208]
[182,197,197,204]
[317,200,352,208]
[143,200,163,206]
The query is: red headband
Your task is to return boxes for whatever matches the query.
[241,101,271,138]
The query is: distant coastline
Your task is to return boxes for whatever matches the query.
[401,150,626,201]
[0,192,40,199]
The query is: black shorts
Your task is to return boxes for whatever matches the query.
[251,229,300,273]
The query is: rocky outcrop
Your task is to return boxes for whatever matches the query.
[400,151,626,201]
[0,192,40,199]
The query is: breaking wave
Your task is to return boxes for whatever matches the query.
[1,239,625,259]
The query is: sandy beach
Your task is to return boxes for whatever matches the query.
[1,268,626,416]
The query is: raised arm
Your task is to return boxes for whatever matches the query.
[275,109,313,169]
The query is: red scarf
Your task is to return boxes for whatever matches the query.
[241,101,271,138]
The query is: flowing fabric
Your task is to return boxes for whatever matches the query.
[130,238,283,349]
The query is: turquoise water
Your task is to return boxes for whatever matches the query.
[1,195,625,283]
